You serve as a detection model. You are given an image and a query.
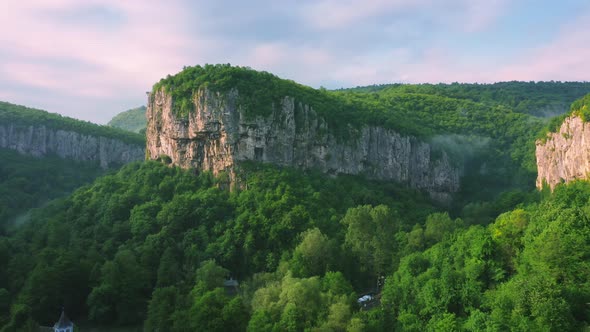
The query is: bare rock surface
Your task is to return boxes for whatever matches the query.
[0,124,144,168]
[536,115,590,189]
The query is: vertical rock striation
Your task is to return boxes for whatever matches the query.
[536,115,590,189]
[146,88,460,202]
[0,124,145,168]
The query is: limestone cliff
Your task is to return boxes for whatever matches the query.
[536,115,590,189]
[147,88,460,201]
[0,124,145,168]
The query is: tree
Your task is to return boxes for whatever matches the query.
[194,260,229,292]
[341,205,398,281]
[87,249,150,325]
[424,212,461,245]
[144,286,179,332]
[290,228,333,277]
[156,247,181,287]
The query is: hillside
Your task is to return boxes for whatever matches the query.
[147,81,461,203]
[108,106,147,133]
[0,101,146,233]
[2,66,590,331]
[150,65,546,206]
[0,149,104,233]
[2,160,589,331]
[338,81,590,117]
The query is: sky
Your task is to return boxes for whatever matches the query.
[1,0,589,124]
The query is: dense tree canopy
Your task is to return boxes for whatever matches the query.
[0,149,105,234]
[1,159,587,331]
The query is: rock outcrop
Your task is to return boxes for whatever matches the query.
[536,115,590,189]
[0,124,145,168]
[146,88,461,201]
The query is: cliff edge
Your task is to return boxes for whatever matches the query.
[536,115,590,189]
[536,94,590,189]
[146,87,460,202]
[0,101,145,168]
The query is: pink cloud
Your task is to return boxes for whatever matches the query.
[494,14,590,82]
[303,0,427,30]
[0,1,203,98]
[247,43,333,69]
[302,0,508,32]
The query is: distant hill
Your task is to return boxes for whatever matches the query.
[108,105,147,133]
[0,101,145,145]
[336,81,590,117]
[0,101,145,167]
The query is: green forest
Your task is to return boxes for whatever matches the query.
[0,103,146,234]
[1,161,588,331]
[0,149,106,234]
[338,81,590,116]
[2,65,590,331]
[108,106,147,134]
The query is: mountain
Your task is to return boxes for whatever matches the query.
[0,101,145,232]
[147,80,460,203]
[107,106,147,133]
[3,65,590,331]
[339,81,590,117]
[146,65,559,205]
[0,101,145,168]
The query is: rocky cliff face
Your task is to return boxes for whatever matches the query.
[536,115,590,189]
[146,88,461,201]
[0,124,145,168]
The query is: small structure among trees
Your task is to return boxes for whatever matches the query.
[52,309,74,332]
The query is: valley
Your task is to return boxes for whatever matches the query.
[1,66,590,331]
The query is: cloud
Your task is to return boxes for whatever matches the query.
[301,0,508,32]
[494,13,590,82]
[0,0,205,122]
[0,0,588,125]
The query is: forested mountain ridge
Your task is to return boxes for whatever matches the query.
[2,65,590,331]
[148,65,556,206]
[0,101,145,168]
[338,81,590,117]
[0,101,144,145]
[0,101,145,234]
[147,80,460,202]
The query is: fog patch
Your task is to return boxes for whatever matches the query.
[12,210,32,227]
[430,134,491,171]
[530,106,568,119]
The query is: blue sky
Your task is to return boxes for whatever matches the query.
[1,0,589,124]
